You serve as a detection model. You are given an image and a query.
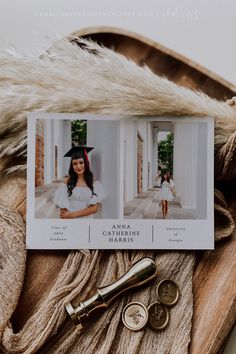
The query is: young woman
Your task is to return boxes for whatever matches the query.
[159,171,176,219]
[53,146,105,219]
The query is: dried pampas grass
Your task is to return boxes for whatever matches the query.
[0,37,235,174]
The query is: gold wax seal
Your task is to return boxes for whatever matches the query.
[157,279,180,306]
[122,302,148,331]
[148,302,170,330]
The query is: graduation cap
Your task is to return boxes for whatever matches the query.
[64,146,94,165]
[64,146,93,157]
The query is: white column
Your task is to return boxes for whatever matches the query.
[122,120,136,202]
[87,120,120,219]
[147,121,153,189]
[152,127,158,188]
[44,119,54,184]
[62,120,72,177]
[195,122,208,218]
[173,122,197,209]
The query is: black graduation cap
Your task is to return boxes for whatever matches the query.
[64,146,94,158]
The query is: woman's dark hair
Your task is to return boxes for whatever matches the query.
[67,154,96,197]
[161,171,170,185]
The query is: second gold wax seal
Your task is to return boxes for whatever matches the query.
[157,279,180,306]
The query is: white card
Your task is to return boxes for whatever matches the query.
[27,112,214,250]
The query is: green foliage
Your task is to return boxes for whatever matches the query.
[71,120,87,146]
[158,132,174,174]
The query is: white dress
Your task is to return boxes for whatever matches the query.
[158,179,175,202]
[53,181,106,218]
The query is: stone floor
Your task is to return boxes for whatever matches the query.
[124,188,196,219]
[35,181,61,218]
[36,184,196,220]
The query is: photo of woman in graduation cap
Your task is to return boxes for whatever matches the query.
[53,146,106,219]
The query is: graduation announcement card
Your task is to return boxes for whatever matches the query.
[26,113,214,250]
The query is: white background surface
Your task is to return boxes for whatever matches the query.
[0,0,236,86]
[1,0,235,352]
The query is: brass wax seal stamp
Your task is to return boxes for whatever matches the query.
[148,302,170,330]
[65,257,158,329]
[157,279,180,306]
[122,302,148,331]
